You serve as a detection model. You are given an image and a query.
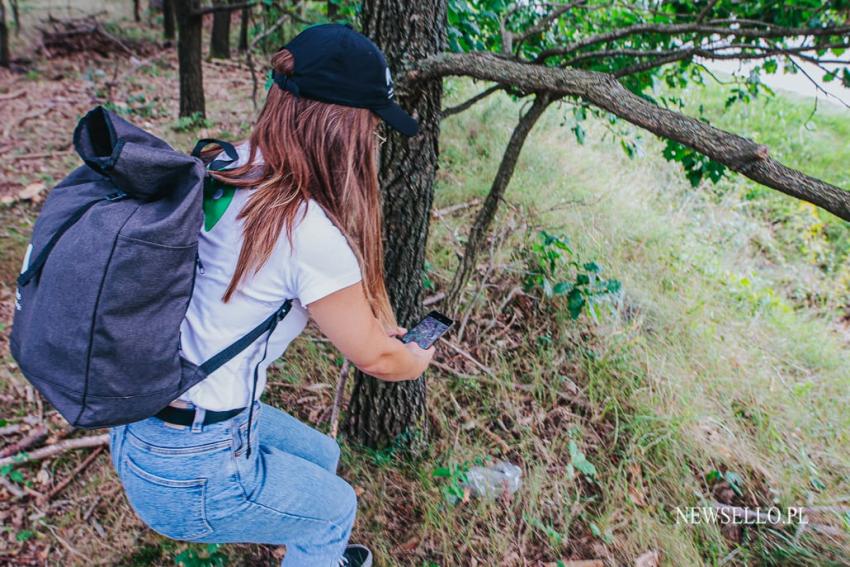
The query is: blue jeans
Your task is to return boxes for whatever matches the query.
[108,402,356,566]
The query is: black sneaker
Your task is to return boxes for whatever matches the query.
[338,544,373,567]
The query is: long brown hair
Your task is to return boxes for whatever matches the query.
[208,49,395,327]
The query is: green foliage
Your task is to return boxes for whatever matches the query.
[174,544,228,567]
[432,460,471,505]
[662,140,726,187]
[171,113,213,133]
[524,230,621,319]
[446,0,850,190]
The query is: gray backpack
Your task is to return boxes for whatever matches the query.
[10,107,290,428]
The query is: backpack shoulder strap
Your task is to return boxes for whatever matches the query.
[191,139,239,172]
[198,299,292,376]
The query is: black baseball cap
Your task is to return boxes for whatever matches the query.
[273,24,419,137]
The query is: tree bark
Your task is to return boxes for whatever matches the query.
[210,0,232,59]
[238,5,249,51]
[134,0,142,22]
[163,0,176,40]
[343,0,447,449]
[0,0,9,68]
[174,0,205,117]
[411,52,850,222]
[446,94,552,312]
[327,0,338,20]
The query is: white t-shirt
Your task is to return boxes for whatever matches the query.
[178,145,362,410]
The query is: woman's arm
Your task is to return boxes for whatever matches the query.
[307,282,435,381]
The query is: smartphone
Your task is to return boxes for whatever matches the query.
[400,311,454,349]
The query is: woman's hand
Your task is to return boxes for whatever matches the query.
[403,340,436,376]
[308,284,436,381]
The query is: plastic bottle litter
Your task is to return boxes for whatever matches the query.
[464,461,522,498]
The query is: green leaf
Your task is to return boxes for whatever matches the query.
[553,282,572,295]
[583,262,600,273]
[571,123,586,145]
[567,289,585,319]
[432,467,452,478]
[16,530,35,542]
[843,68,850,88]
[763,59,778,74]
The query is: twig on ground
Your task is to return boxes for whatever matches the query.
[40,446,104,504]
[432,199,481,219]
[0,474,25,499]
[0,425,48,458]
[0,423,23,436]
[0,474,45,501]
[423,292,445,306]
[0,89,27,101]
[0,434,109,469]
[439,339,495,376]
[11,151,72,161]
[329,360,351,439]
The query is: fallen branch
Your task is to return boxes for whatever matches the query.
[329,360,351,439]
[0,434,109,469]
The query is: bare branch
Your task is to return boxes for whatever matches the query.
[411,52,850,221]
[513,0,587,51]
[696,0,719,23]
[442,84,503,118]
[535,22,850,62]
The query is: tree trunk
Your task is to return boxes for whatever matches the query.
[134,0,141,22]
[238,6,249,51]
[343,0,447,449]
[327,0,338,20]
[163,0,176,40]
[9,0,18,35]
[446,94,552,312]
[210,0,231,59]
[174,0,205,117]
[0,0,9,68]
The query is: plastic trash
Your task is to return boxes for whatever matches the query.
[464,461,522,498]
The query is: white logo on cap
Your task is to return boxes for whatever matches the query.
[386,67,394,99]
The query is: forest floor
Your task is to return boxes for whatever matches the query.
[1,10,850,567]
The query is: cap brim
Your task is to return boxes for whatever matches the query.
[373,102,419,137]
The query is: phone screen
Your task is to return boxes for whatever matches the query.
[401,311,454,349]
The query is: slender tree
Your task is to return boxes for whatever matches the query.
[210,0,232,59]
[343,0,447,448]
[9,0,18,35]
[174,0,205,117]
[134,0,141,22]
[163,0,176,40]
[238,5,249,51]
[0,0,9,68]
